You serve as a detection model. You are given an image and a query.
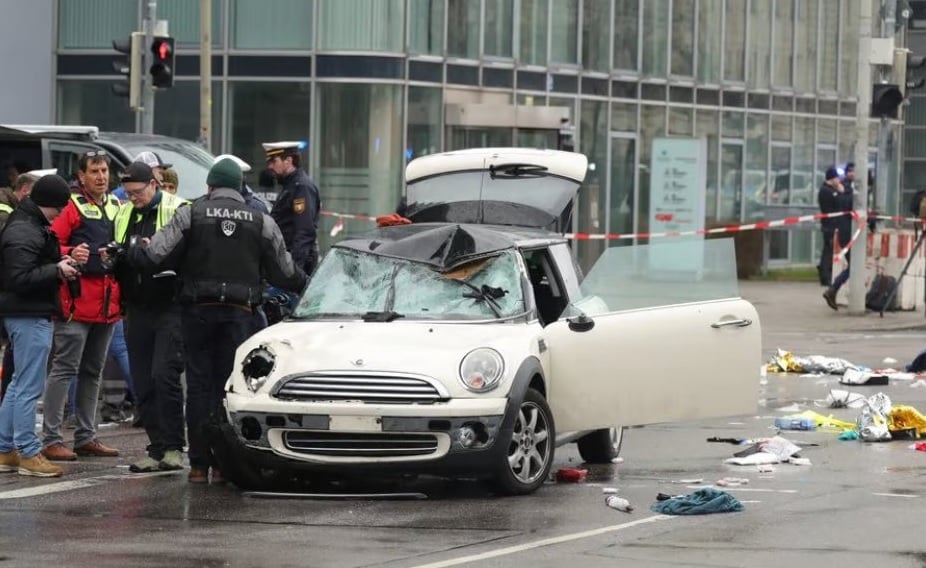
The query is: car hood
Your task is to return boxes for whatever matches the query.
[236,320,537,390]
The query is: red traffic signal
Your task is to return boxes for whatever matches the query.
[149,36,175,89]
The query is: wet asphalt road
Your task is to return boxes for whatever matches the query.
[2,285,926,567]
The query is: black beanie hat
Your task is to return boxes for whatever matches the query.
[31,175,71,208]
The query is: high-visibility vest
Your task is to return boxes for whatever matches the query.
[0,203,12,215]
[114,191,189,244]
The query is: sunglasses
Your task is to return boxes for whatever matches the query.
[81,150,108,158]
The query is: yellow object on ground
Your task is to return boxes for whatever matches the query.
[797,410,857,430]
[889,405,926,436]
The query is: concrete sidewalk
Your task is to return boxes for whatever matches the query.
[739,280,926,334]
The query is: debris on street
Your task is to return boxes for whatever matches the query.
[649,488,744,515]
[555,468,588,483]
[604,495,634,512]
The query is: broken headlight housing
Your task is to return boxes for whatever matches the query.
[241,345,276,392]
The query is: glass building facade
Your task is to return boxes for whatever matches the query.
[55,0,900,270]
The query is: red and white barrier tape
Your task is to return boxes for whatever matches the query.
[833,226,862,263]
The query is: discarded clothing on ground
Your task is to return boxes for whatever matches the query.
[793,410,857,430]
[649,488,744,515]
[765,349,855,375]
[907,348,926,373]
[889,405,926,438]
[840,368,889,386]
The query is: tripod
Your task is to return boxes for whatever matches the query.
[880,222,926,317]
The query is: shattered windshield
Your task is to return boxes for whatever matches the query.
[292,248,526,321]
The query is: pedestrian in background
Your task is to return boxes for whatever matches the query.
[123,158,306,483]
[819,166,854,310]
[0,175,76,477]
[161,168,179,195]
[42,151,121,461]
[110,162,189,473]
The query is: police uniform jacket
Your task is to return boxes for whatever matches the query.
[126,187,306,308]
[50,187,121,322]
[817,182,853,241]
[0,198,63,318]
[270,169,320,272]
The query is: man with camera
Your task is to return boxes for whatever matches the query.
[42,150,122,461]
[106,162,190,472]
[0,175,77,477]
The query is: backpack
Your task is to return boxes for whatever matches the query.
[865,274,898,311]
[909,190,926,218]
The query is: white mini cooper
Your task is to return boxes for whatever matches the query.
[210,148,761,495]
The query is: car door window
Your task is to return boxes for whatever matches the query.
[522,248,568,326]
[47,142,122,190]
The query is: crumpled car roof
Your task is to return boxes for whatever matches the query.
[334,223,553,271]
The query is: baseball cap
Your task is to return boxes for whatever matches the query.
[120,161,156,184]
[134,151,172,169]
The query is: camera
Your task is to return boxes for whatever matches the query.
[101,241,125,272]
[66,261,82,299]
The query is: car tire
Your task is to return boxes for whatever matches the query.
[577,427,624,464]
[491,388,555,496]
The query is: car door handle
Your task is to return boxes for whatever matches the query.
[711,318,752,329]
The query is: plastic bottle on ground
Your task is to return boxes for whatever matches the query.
[604,495,634,512]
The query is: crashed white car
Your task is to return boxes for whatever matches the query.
[211,148,761,495]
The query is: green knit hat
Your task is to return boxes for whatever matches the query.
[206,157,243,189]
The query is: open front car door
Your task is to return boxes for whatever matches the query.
[542,238,761,432]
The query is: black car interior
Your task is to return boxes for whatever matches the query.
[523,249,567,326]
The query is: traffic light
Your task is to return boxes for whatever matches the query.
[112,32,143,108]
[905,53,926,93]
[871,84,904,118]
[149,36,175,89]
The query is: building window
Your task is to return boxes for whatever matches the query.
[642,0,669,77]
[57,0,135,49]
[794,0,818,92]
[551,0,579,64]
[485,0,514,57]
[577,99,608,269]
[316,83,404,248]
[158,0,222,45]
[317,0,405,51]
[520,0,548,65]
[448,0,480,58]
[154,81,223,153]
[724,0,746,82]
[696,109,720,220]
[582,0,610,72]
[748,0,772,88]
[671,0,695,76]
[698,0,722,83]
[839,0,858,94]
[229,82,311,184]
[58,80,135,132]
[407,86,442,160]
[409,0,444,55]
[613,0,639,71]
[773,0,794,87]
[232,0,312,50]
[819,0,839,91]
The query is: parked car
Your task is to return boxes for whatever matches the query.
[211,148,762,495]
[0,124,213,200]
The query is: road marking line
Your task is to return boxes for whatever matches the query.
[689,486,798,494]
[407,515,672,568]
[872,492,918,498]
[0,470,180,500]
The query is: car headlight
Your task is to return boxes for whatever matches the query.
[241,345,276,392]
[459,348,505,393]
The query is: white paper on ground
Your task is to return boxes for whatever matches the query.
[776,403,803,412]
[725,453,782,465]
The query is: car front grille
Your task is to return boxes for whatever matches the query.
[283,431,440,457]
[272,372,449,404]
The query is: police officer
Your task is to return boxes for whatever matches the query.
[262,141,321,275]
[123,158,306,484]
[110,161,190,473]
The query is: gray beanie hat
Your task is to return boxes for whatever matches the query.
[206,157,243,190]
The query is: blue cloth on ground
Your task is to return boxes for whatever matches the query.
[649,488,744,515]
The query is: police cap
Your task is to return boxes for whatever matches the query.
[262,141,305,160]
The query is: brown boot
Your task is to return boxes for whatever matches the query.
[188,467,209,484]
[74,440,119,457]
[19,454,63,477]
[823,287,838,311]
[0,449,20,472]
[42,443,77,461]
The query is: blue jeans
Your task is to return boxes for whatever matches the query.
[0,318,53,458]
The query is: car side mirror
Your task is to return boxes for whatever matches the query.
[567,313,594,332]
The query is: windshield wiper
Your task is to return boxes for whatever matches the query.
[489,163,550,179]
[451,279,507,318]
[362,311,405,322]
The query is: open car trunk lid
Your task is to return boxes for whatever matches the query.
[404,148,588,232]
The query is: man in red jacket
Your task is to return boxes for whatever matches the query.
[41,151,122,461]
